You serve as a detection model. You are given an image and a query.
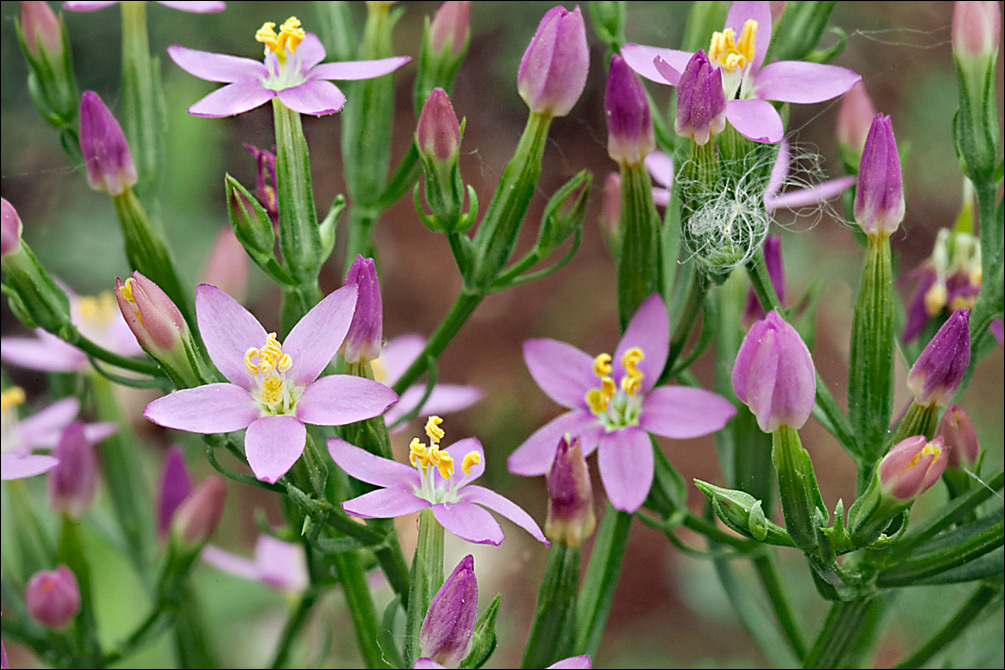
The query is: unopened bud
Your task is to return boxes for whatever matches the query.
[172,475,226,547]
[673,50,726,147]
[906,308,971,408]
[419,554,477,667]
[517,6,589,118]
[157,446,193,539]
[341,256,383,365]
[605,53,655,165]
[835,81,876,165]
[936,404,980,470]
[545,436,595,546]
[429,1,470,57]
[26,565,81,629]
[854,114,904,238]
[47,422,98,518]
[1,197,24,258]
[79,91,137,196]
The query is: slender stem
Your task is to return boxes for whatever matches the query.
[270,592,319,669]
[803,597,873,669]
[681,512,760,549]
[333,552,391,669]
[404,508,445,666]
[894,584,1001,669]
[74,332,162,376]
[666,272,705,370]
[753,553,808,661]
[391,291,481,394]
[522,545,579,668]
[573,506,632,657]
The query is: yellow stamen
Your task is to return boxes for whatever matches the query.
[708,19,757,72]
[77,292,118,326]
[436,450,455,479]
[592,353,612,377]
[1,387,26,412]
[923,283,948,317]
[120,278,136,303]
[256,16,305,58]
[427,444,443,472]
[586,388,609,414]
[425,415,445,445]
[621,347,644,396]
[409,438,428,468]
[908,443,942,469]
[371,357,388,383]
[245,333,293,376]
[260,376,285,406]
[461,451,481,476]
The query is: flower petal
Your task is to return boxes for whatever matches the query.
[653,54,685,87]
[196,284,267,389]
[144,384,259,433]
[277,81,347,116]
[344,488,428,519]
[255,536,308,592]
[82,422,118,445]
[548,656,593,669]
[188,82,276,118]
[245,415,306,483]
[201,545,260,581]
[725,1,772,73]
[157,1,227,12]
[725,98,783,143]
[296,375,397,426]
[640,386,736,438]
[0,333,85,372]
[312,56,411,81]
[445,438,485,484]
[459,485,548,544]
[753,61,861,104]
[524,338,597,410]
[766,139,790,198]
[621,44,690,84]
[167,45,267,83]
[16,397,80,449]
[1,452,59,480]
[378,334,426,385]
[433,501,504,545]
[285,284,357,386]
[63,1,119,11]
[294,33,327,70]
[597,427,654,512]
[385,383,483,428]
[614,293,669,394]
[645,151,674,190]
[766,176,855,212]
[508,411,603,476]
[326,437,419,489]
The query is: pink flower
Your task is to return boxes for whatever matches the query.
[63,1,225,12]
[202,534,308,593]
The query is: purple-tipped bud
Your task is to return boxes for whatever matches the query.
[79,91,137,196]
[605,54,655,165]
[674,49,727,146]
[936,404,980,470]
[517,6,589,117]
[244,144,279,227]
[47,422,97,518]
[419,554,477,668]
[733,310,816,433]
[853,114,904,238]
[1,197,24,258]
[25,565,81,629]
[953,1,1001,60]
[172,475,226,546]
[115,271,188,353]
[835,81,877,159]
[430,1,470,56]
[157,446,193,540]
[906,308,971,408]
[879,435,948,501]
[201,228,250,304]
[545,435,596,546]
[417,88,461,163]
[341,256,382,365]
[741,236,785,330]
[20,2,63,58]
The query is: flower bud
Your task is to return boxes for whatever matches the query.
[1,197,24,258]
[673,49,726,147]
[417,87,462,164]
[430,1,470,57]
[341,256,383,365]
[741,235,785,330]
[47,422,97,518]
[115,271,188,354]
[171,475,226,547]
[416,88,468,230]
[853,114,904,238]
[936,404,980,470]
[419,554,477,668]
[16,2,78,125]
[25,565,81,629]
[835,81,876,165]
[157,446,193,540]
[605,53,655,165]
[79,91,137,196]
[545,436,596,546]
[517,6,589,117]
[952,1,1001,179]
[694,479,793,545]
[906,308,971,408]
[20,2,62,58]
[733,310,816,433]
[953,1,1000,61]
[879,435,947,501]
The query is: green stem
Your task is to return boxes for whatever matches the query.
[616,161,662,329]
[803,597,874,669]
[333,552,392,669]
[573,506,632,657]
[270,592,318,669]
[404,508,445,665]
[120,0,162,197]
[522,544,579,668]
[893,584,1001,669]
[682,512,761,549]
[753,553,808,661]
[666,271,705,371]
[73,332,162,376]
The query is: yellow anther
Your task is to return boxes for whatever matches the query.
[709,20,757,72]
[77,292,117,325]
[120,278,136,303]
[371,357,388,383]
[256,17,304,58]
[255,22,279,55]
[586,388,609,414]
[461,451,481,476]
[425,415,445,445]
[260,376,285,406]
[245,333,293,376]
[1,387,26,412]
[436,451,455,479]
[621,347,644,396]
[737,19,757,63]
[601,376,616,398]
[592,353,612,378]
[924,283,948,317]
[245,348,261,376]
[949,294,977,311]
[409,438,428,468]
[427,444,443,472]
[908,443,943,469]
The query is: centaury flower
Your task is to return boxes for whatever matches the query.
[64,2,225,12]
[622,1,860,143]
[202,534,308,593]
[508,293,736,513]
[144,284,398,483]
[168,16,410,117]
[328,417,547,546]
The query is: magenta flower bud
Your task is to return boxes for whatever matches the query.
[115,271,188,353]
[906,308,971,408]
[674,49,726,146]
[79,91,137,196]
[157,446,193,539]
[853,114,904,238]
[953,1,1001,60]
[545,435,596,547]
[835,81,877,160]
[430,1,470,56]
[936,404,980,470]
[879,435,948,501]
[341,256,383,365]
[517,6,589,118]
[418,554,478,667]
[417,88,462,163]
[605,54,655,165]
[20,1,63,58]
[733,310,816,433]
[1,197,24,258]
[741,236,785,330]
[47,422,98,518]
[172,475,227,546]
[25,565,81,629]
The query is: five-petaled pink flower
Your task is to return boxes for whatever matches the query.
[622,1,860,143]
[144,284,398,484]
[508,294,736,513]
[167,17,410,118]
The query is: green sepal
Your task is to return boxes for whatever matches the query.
[404,508,445,666]
[587,1,627,54]
[694,479,795,546]
[772,425,828,553]
[460,593,500,669]
[889,401,939,446]
[413,11,470,113]
[616,161,662,329]
[272,99,322,284]
[1,240,72,334]
[521,545,579,668]
[765,1,838,63]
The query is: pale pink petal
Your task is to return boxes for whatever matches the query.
[614,293,669,394]
[444,438,485,485]
[378,334,426,385]
[255,536,308,592]
[725,1,772,72]
[196,284,267,390]
[294,33,327,70]
[285,284,357,386]
[766,176,855,212]
[459,485,548,543]
[343,488,428,519]
[81,422,117,444]
[414,660,446,670]
[63,1,119,10]
[201,546,260,581]
[549,656,592,669]
[767,140,790,197]
[311,56,411,81]
[0,334,85,372]
[1,452,59,480]
[524,338,597,410]
[188,82,276,118]
[621,43,690,84]
[296,375,397,426]
[753,61,861,104]
[326,437,419,489]
[433,501,504,545]
[653,54,685,87]
[508,411,602,476]
[157,1,226,12]
[245,415,306,483]
[144,384,258,433]
[725,98,783,143]
[167,45,267,83]
[640,386,736,438]
[597,427,653,512]
[645,151,674,189]
[277,81,347,116]
[652,187,671,208]
[16,397,80,448]
[385,384,483,426]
